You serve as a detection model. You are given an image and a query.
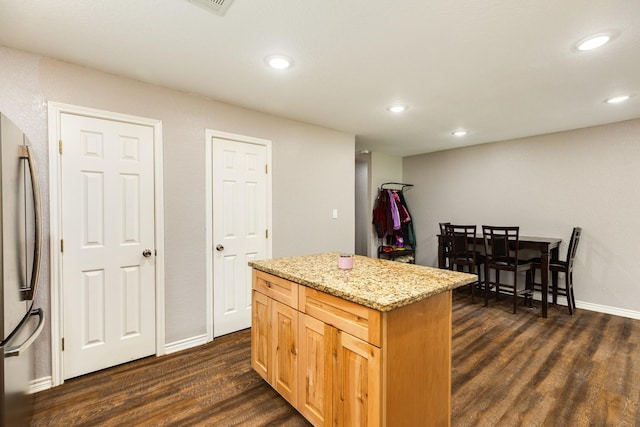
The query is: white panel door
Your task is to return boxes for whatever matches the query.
[213,138,268,337]
[61,113,156,380]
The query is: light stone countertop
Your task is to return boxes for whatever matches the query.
[249,252,477,312]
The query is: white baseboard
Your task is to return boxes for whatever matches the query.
[529,292,640,320]
[576,301,640,320]
[164,333,209,355]
[30,376,53,394]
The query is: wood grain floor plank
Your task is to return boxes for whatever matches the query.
[31,291,640,426]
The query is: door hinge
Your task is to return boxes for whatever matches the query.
[60,239,64,252]
[59,139,63,154]
[61,338,65,351]
[265,229,269,239]
[265,164,268,174]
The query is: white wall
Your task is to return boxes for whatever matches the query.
[0,45,355,381]
[403,119,640,315]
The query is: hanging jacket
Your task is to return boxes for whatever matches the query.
[372,189,389,238]
[397,191,416,248]
[388,190,401,230]
[392,190,411,223]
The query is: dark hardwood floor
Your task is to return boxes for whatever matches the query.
[31,291,640,426]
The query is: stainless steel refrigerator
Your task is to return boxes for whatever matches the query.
[0,113,45,426]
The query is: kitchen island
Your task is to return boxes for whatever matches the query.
[249,252,476,427]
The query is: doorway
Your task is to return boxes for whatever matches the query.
[205,130,272,340]
[48,102,165,385]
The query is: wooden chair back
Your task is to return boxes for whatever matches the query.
[482,226,520,266]
[565,227,582,272]
[446,224,478,263]
[439,222,452,269]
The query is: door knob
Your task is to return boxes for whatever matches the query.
[216,244,224,252]
[142,249,152,258]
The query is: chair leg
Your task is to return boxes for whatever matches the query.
[566,272,574,316]
[512,273,518,314]
[552,270,559,305]
[526,270,533,308]
[495,271,500,301]
[469,265,475,303]
[570,272,577,310]
[484,265,490,307]
[473,263,482,304]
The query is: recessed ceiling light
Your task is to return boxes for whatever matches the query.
[265,54,293,70]
[576,34,611,51]
[387,104,408,113]
[605,95,631,104]
[452,130,468,137]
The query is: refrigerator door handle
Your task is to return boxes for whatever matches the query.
[18,145,42,301]
[4,308,45,358]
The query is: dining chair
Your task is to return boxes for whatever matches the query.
[530,227,582,315]
[439,222,452,270]
[445,224,484,302]
[482,226,533,314]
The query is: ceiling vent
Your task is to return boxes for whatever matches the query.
[187,0,234,16]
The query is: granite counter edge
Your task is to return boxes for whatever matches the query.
[249,263,477,312]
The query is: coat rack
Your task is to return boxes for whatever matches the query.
[380,182,414,192]
[373,182,415,263]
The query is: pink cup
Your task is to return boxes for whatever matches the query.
[338,254,353,270]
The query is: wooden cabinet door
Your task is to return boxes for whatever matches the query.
[272,300,298,406]
[298,313,333,426]
[251,290,271,382]
[333,330,381,427]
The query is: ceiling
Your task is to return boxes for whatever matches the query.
[1,0,639,157]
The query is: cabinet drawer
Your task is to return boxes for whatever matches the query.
[253,270,299,309]
[300,287,381,347]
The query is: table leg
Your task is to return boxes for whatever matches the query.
[540,247,550,318]
[551,246,560,306]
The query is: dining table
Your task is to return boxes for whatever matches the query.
[438,234,562,318]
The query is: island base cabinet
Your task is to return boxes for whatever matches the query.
[298,313,381,427]
[252,269,453,427]
[251,290,298,407]
[298,314,333,426]
[382,290,452,426]
[251,290,270,381]
[332,329,381,427]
